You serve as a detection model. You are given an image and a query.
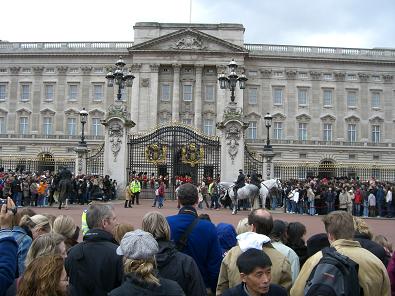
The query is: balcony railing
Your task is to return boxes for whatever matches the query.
[245,138,394,148]
[0,42,133,52]
[244,43,395,58]
[0,134,104,140]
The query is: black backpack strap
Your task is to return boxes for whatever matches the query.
[176,218,199,251]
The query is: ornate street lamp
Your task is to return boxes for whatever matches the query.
[105,56,135,100]
[264,112,273,151]
[218,59,247,104]
[79,108,88,147]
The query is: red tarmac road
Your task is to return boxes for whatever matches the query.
[32,199,395,246]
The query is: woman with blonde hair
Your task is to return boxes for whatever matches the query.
[19,214,51,240]
[141,211,206,296]
[113,223,134,244]
[236,217,251,235]
[109,229,184,295]
[25,232,67,267]
[17,255,69,296]
[52,215,79,250]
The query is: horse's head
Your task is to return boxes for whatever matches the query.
[275,178,282,190]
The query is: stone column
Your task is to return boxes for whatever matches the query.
[149,64,159,128]
[172,64,181,122]
[101,103,135,190]
[130,63,141,127]
[217,104,249,182]
[216,65,227,123]
[32,67,44,132]
[194,65,203,129]
[74,146,88,176]
[8,67,20,132]
[56,66,68,133]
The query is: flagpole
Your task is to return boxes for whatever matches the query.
[189,0,192,23]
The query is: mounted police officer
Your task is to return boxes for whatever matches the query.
[234,169,246,198]
[250,169,261,189]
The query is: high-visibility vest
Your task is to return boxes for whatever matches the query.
[81,209,89,235]
[129,180,141,194]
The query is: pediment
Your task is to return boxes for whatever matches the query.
[64,108,80,115]
[320,114,336,122]
[89,108,105,115]
[272,112,286,121]
[296,113,311,122]
[16,108,32,114]
[344,115,360,122]
[369,115,384,123]
[40,108,56,115]
[0,108,8,114]
[129,28,247,54]
[245,112,261,119]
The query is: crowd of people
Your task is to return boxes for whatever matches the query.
[0,170,118,208]
[0,182,394,296]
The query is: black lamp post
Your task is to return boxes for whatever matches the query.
[264,112,273,151]
[218,59,247,104]
[105,56,135,100]
[79,108,88,147]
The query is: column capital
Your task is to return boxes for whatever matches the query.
[149,64,160,72]
[195,64,204,71]
[56,66,68,74]
[172,64,181,72]
[358,72,369,82]
[216,65,227,73]
[81,66,92,74]
[10,66,20,74]
[334,71,346,81]
[33,66,44,75]
[131,63,142,72]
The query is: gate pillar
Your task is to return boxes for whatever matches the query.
[217,104,249,182]
[74,146,88,176]
[101,103,135,191]
[263,150,275,180]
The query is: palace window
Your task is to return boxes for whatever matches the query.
[248,87,258,105]
[91,117,102,136]
[247,121,257,139]
[160,84,171,101]
[371,91,381,108]
[273,122,283,140]
[0,117,5,134]
[19,117,29,134]
[67,118,77,135]
[372,125,380,143]
[20,84,31,102]
[205,85,215,102]
[44,84,55,101]
[183,84,193,101]
[273,87,283,105]
[0,83,7,101]
[68,84,79,101]
[298,123,307,141]
[323,89,333,106]
[43,117,53,135]
[323,123,332,141]
[203,119,214,136]
[347,124,357,142]
[347,90,357,108]
[298,88,308,106]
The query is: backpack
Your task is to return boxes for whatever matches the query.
[304,247,363,296]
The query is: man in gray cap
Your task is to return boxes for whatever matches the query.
[109,229,185,295]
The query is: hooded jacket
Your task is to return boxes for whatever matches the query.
[155,240,207,296]
[291,239,390,296]
[108,273,185,296]
[216,232,292,295]
[65,228,123,296]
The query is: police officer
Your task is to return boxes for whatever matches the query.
[250,169,261,189]
[234,169,246,198]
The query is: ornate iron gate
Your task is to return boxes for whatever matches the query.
[86,144,104,175]
[128,124,221,199]
[244,145,263,176]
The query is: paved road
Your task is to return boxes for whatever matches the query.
[32,199,395,246]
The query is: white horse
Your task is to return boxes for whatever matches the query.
[219,178,282,214]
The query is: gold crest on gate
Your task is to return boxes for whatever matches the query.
[181,143,204,167]
[145,144,167,165]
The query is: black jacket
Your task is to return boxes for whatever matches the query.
[108,274,185,296]
[235,173,245,187]
[155,240,207,296]
[65,228,123,296]
[222,283,287,296]
[354,232,388,266]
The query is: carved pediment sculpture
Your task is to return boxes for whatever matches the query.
[109,121,124,162]
[172,35,206,50]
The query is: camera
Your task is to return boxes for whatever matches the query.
[0,199,7,205]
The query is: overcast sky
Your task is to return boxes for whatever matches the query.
[1,0,394,48]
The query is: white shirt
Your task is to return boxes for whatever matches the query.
[272,241,300,283]
[386,190,392,203]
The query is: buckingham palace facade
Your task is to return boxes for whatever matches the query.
[1,22,395,180]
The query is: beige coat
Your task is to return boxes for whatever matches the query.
[291,239,391,296]
[216,243,292,295]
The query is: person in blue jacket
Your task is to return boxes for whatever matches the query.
[167,183,222,294]
[0,198,18,296]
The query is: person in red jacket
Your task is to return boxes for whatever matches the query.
[354,187,362,216]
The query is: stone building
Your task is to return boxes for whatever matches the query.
[0,22,394,180]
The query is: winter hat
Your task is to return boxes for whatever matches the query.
[216,223,237,252]
[306,233,330,257]
[116,229,159,260]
